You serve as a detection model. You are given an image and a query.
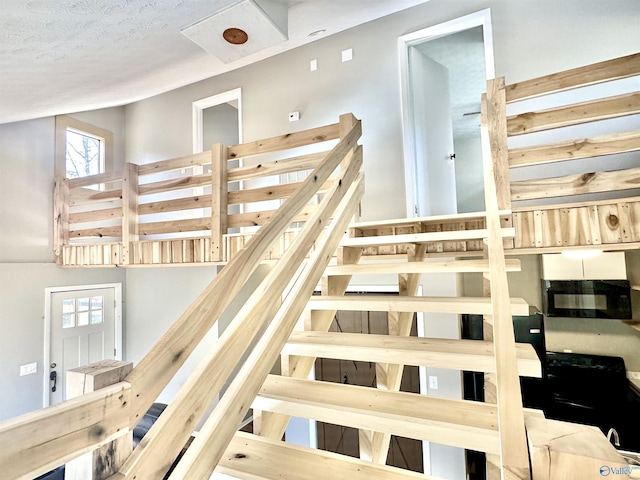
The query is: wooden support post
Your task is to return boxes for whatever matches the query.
[211,143,228,261]
[484,80,511,212]
[65,360,133,480]
[482,93,531,479]
[121,163,139,265]
[359,243,427,465]
[54,177,70,264]
[339,114,360,218]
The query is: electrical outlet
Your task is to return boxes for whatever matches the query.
[20,362,37,376]
[289,111,300,122]
[428,375,438,390]
[310,59,317,71]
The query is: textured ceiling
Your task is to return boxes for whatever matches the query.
[0,0,430,124]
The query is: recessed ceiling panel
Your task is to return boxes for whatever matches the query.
[181,0,288,63]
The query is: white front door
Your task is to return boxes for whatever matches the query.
[45,284,121,406]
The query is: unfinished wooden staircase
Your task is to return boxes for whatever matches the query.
[218,209,536,478]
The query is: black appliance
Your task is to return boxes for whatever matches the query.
[543,280,632,319]
[545,352,640,451]
[461,309,547,409]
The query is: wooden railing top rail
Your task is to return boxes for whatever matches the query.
[505,52,640,103]
[227,122,340,159]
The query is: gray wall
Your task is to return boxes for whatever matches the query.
[0,108,127,420]
[0,264,125,420]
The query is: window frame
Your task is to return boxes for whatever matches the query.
[55,115,114,180]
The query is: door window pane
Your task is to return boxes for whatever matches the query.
[90,310,103,325]
[77,311,89,326]
[77,297,90,312]
[62,299,75,313]
[62,313,75,329]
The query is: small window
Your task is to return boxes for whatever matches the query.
[55,115,113,181]
[61,295,104,329]
[65,129,105,179]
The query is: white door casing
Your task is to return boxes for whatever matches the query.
[398,9,495,218]
[43,283,122,407]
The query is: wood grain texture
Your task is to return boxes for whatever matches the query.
[483,79,512,210]
[136,151,211,177]
[509,130,640,168]
[340,228,514,247]
[308,295,529,316]
[166,173,364,480]
[227,152,326,182]
[217,432,430,480]
[53,178,70,261]
[0,383,131,480]
[211,143,228,261]
[119,118,362,477]
[511,167,640,200]
[507,92,640,136]
[253,375,500,454]
[325,258,521,276]
[505,52,640,103]
[284,332,541,377]
[227,123,340,159]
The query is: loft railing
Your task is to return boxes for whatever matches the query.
[54,116,351,266]
[483,52,640,253]
[3,114,363,479]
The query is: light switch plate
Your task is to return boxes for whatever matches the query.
[428,375,438,390]
[341,48,353,62]
[310,59,317,71]
[20,362,37,376]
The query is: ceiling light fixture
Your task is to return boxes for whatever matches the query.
[308,29,326,37]
[223,28,249,45]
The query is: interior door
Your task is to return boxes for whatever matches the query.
[408,47,457,217]
[48,286,117,405]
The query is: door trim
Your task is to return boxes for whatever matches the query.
[398,9,495,217]
[192,88,243,154]
[42,283,123,407]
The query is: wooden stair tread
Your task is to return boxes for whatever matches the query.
[340,228,514,248]
[325,258,521,276]
[283,331,541,378]
[307,295,530,316]
[349,210,511,230]
[218,431,432,480]
[253,375,500,454]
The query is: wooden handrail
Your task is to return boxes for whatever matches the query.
[124,116,361,429]
[169,173,364,480]
[2,115,362,479]
[0,382,131,480]
[505,52,640,103]
[112,146,363,479]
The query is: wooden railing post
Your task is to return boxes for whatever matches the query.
[484,79,511,212]
[53,177,69,264]
[65,360,133,480]
[121,163,139,265]
[211,143,228,261]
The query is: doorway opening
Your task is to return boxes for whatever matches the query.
[192,88,243,230]
[399,9,495,217]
